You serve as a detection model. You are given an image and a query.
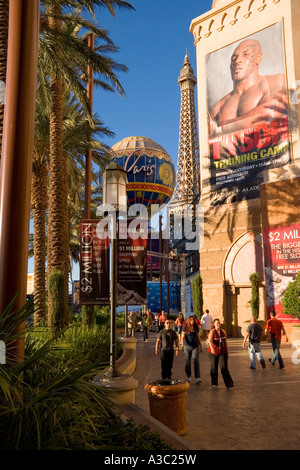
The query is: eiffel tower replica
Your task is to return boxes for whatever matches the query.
[170,53,200,288]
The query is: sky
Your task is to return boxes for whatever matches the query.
[93,0,213,166]
[28,0,214,280]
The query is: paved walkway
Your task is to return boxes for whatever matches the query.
[130,330,300,450]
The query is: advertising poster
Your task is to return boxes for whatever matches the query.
[117,219,147,305]
[206,22,291,204]
[80,220,110,304]
[263,224,300,322]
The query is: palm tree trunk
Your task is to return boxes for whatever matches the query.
[31,160,48,325]
[47,6,69,327]
[63,154,70,326]
[0,0,9,157]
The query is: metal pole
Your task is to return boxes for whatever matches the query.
[106,215,121,377]
[0,0,40,361]
[150,224,152,281]
[159,214,162,312]
[84,33,94,220]
[125,304,128,337]
[166,237,170,315]
[110,233,117,372]
[181,255,187,318]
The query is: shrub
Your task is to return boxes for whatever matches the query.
[82,304,95,327]
[26,321,114,366]
[0,299,172,450]
[105,417,174,450]
[191,274,203,319]
[48,270,65,333]
[282,270,300,319]
[248,272,260,319]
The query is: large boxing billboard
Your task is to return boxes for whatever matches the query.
[206,21,291,204]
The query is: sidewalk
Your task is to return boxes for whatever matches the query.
[124,330,300,450]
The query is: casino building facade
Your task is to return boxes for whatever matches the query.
[190,0,300,336]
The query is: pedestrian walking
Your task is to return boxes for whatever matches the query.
[155,318,179,380]
[154,312,160,333]
[142,312,151,342]
[265,310,287,369]
[159,311,167,331]
[242,316,266,369]
[174,313,185,343]
[127,310,137,337]
[147,309,154,331]
[200,309,213,340]
[181,315,203,384]
[208,318,234,389]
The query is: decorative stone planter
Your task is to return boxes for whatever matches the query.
[93,373,138,406]
[241,321,250,338]
[144,379,190,435]
[118,336,137,351]
[289,325,300,345]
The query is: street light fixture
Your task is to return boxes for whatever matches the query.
[102,162,127,209]
[102,162,127,377]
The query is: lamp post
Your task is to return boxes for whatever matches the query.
[0,0,40,361]
[84,32,94,220]
[102,162,127,377]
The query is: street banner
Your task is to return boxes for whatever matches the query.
[263,223,300,322]
[80,220,110,304]
[117,219,147,305]
[206,21,291,204]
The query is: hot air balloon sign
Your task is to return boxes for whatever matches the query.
[110,136,175,214]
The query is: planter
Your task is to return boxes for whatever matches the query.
[144,379,190,435]
[289,325,300,345]
[241,321,250,338]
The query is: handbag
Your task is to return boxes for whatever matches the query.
[213,345,221,355]
[208,344,221,355]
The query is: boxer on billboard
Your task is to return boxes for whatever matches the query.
[206,23,291,203]
[209,39,287,136]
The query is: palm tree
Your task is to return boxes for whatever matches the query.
[0,1,134,326]
[32,119,49,325]
[38,0,134,326]
[68,147,108,286]
[31,83,113,325]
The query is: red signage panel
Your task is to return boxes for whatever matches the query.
[117,219,147,305]
[80,220,110,304]
[263,223,300,322]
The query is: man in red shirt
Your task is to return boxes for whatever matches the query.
[265,311,287,369]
